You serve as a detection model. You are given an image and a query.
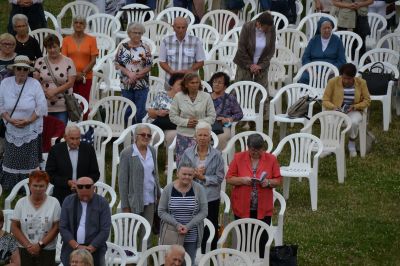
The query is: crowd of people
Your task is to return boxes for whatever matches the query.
[0,0,398,265]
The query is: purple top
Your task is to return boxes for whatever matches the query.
[212,93,243,121]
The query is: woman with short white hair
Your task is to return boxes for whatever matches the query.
[12,13,42,61]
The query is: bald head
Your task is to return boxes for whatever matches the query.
[173,17,188,41]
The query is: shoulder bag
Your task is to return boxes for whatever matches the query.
[270,244,298,266]
[212,94,228,135]
[287,95,318,119]
[0,80,27,138]
[43,57,82,122]
[360,62,395,95]
[159,223,185,246]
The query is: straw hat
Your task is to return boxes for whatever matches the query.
[7,55,35,72]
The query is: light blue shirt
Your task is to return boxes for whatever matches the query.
[132,144,155,205]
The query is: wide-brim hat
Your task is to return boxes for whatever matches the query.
[7,55,35,72]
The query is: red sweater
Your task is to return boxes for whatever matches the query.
[226,151,281,219]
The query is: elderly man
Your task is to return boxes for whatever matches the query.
[46,124,100,204]
[165,245,185,266]
[59,176,111,266]
[158,17,206,86]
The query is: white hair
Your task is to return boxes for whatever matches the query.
[195,121,211,134]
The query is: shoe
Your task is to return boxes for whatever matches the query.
[348,140,357,157]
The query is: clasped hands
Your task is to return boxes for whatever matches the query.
[176,224,188,235]
[241,176,270,188]
[250,64,262,75]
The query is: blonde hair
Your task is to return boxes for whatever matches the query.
[0,33,16,45]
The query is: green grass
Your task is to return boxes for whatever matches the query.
[1,2,400,265]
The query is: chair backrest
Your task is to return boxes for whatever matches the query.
[88,96,137,138]
[57,1,99,35]
[207,42,238,74]
[155,0,171,15]
[367,12,387,46]
[358,48,400,68]
[357,62,399,80]
[293,61,339,99]
[251,11,289,32]
[188,24,220,58]
[87,13,121,40]
[156,7,196,26]
[200,10,240,39]
[44,10,61,34]
[116,3,155,27]
[29,28,63,57]
[294,0,304,25]
[73,93,89,121]
[376,32,400,51]
[201,80,212,93]
[296,13,338,40]
[272,83,318,114]
[237,0,257,25]
[202,60,234,81]
[276,28,308,61]
[202,218,216,255]
[267,61,286,97]
[4,178,54,209]
[222,26,242,44]
[136,245,192,266]
[334,31,363,65]
[272,189,286,245]
[94,181,117,209]
[198,248,253,266]
[111,123,165,189]
[2,209,13,233]
[143,20,173,56]
[105,241,127,266]
[93,33,116,59]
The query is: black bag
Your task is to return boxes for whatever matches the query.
[361,62,394,95]
[212,94,228,135]
[287,95,318,119]
[0,120,6,138]
[152,115,177,130]
[270,244,298,266]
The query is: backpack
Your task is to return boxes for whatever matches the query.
[287,95,318,119]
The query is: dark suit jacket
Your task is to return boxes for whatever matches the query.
[59,193,111,266]
[46,142,100,204]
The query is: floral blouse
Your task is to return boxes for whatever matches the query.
[115,41,152,91]
[212,93,244,121]
[150,90,173,110]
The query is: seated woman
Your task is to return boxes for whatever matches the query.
[226,133,281,258]
[322,63,371,157]
[0,210,20,265]
[158,162,208,264]
[209,72,243,151]
[300,17,346,83]
[180,121,224,252]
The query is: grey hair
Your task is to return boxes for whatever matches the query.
[127,22,145,34]
[133,124,152,138]
[166,244,185,258]
[73,15,87,24]
[69,249,94,266]
[195,121,211,134]
[12,14,28,27]
[65,124,80,136]
[177,161,194,171]
[247,134,265,149]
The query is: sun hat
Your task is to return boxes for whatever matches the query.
[7,55,35,72]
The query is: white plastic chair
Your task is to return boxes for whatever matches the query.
[237,0,257,25]
[188,24,220,58]
[73,93,89,121]
[200,10,240,40]
[110,213,151,264]
[294,0,304,26]
[143,20,173,57]
[2,209,13,233]
[366,12,387,50]
[93,33,116,59]
[166,132,219,185]
[202,80,212,93]
[4,179,54,209]
[251,11,289,32]
[220,190,231,225]
[334,31,363,66]
[111,123,165,189]
[358,48,400,68]
[76,120,112,181]
[106,241,127,266]
[155,7,196,26]
[272,133,323,211]
[196,218,216,263]
[296,13,338,40]
[271,46,299,84]
[87,13,121,41]
[137,245,192,266]
[269,84,318,141]
[29,28,63,57]
[155,0,171,15]
[198,248,252,266]
[88,96,137,138]
[57,1,99,35]
[272,190,286,246]
[267,61,286,98]
[222,26,242,44]
[217,218,275,266]
[93,181,117,209]
[301,111,352,183]
[207,42,238,77]
[225,81,268,133]
[358,62,399,131]
[376,32,400,51]
[202,60,234,82]
[92,53,121,95]
[276,28,308,64]
[293,61,339,100]
[115,4,155,40]
[44,10,61,34]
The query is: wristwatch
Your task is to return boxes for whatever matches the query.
[38,241,45,249]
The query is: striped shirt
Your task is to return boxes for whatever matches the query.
[343,86,355,106]
[169,187,198,243]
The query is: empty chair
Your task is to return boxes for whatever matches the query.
[376,32,400,51]
[198,248,252,266]
[334,31,363,65]
[188,24,220,58]
[366,12,387,50]
[272,133,323,211]
[200,10,240,40]
[87,13,121,41]
[207,42,238,75]
[156,7,196,25]
[57,1,99,35]
[137,245,192,266]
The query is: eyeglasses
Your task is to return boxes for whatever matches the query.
[76,184,93,189]
[16,66,30,72]
[138,133,152,138]
[212,81,225,85]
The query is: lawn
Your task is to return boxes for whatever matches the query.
[1,2,400,265]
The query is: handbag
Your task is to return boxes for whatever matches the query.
[159,223,184,246]
[212,94,228,135]
[0,80,27,138]
[152,115,177,130]
[360,62,394,95]
[43,57,83,122]
[287,95,318,119]
[270,244,298,266]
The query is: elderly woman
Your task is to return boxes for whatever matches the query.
[7,0,47,34]
[115,22,153,125]
[158,162,208,264]
[226,133,281,258]
[233,11,276,88]
[12,14,42,61]
[300,17,346,83]
[0,210,20,265]
[0,33,17,82]
[118,124,161,231]
[70,249,94,266]
[34,34,76,126]
[179,121,224,252]
[62,15,99,103]
[169,73,216,164]
[209,72,243,151]
[11,170,61,266]
[322,63,371,157]
[0,55,47,191]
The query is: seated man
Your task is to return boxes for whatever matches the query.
[322,63,371,157]
[46,124,100,204]
[165,245,185,266]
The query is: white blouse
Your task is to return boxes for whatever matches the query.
[0,77,48,146]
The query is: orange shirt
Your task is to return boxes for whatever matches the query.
[61,34,98,79]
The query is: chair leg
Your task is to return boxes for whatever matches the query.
[336,150,345,183]
[283,176,290,200]
[309,174,318,211]
[279,123,287,140]
[382,99,390,131]
[268,120,274,139]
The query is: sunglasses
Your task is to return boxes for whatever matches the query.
[138,133,152,138]
[76,184,93,189]
[16,66,30,72]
